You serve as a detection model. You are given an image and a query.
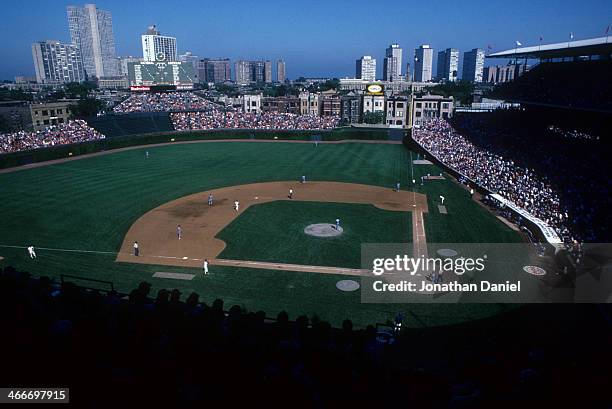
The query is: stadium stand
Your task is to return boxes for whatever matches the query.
[413,109,611,244]
[490,60,612,111]
[0,120,104,154]
[87,112,174,137]
[1,265,609,407]
[113,92,215,113]
[171,112,340,131]
[486,36,612,112]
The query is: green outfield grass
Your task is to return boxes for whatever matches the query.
[218,201,412,268]
[0,139,521,328]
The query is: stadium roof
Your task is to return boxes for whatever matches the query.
[487,36,612,59]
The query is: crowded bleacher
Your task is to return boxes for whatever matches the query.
[114,91,340,130]
[0,119,105,154]
[414,118,573,243]
[172,111,340,131]
[113,91,216,113]
[413,112,611,244]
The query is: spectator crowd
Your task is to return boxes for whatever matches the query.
[113,92,215,113]
[1,266,605,407]
[171,111,340,131]
[413,118,574,243]
[547,125,600,141]
[0,120,105,154]
[114,91,340,130]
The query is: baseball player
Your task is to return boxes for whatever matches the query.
[396,182,401,192]
[289,188,293,199]
[208,193,214,206]
[203,259,209,275]
[301,175,306,183]
[177,224,182,240]
[27,245,36,259]
[133,241,139,256]
[145,151,149,159]
[335,218,341,230]
[234,200,240,212]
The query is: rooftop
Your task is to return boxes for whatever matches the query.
[487,36,612,59]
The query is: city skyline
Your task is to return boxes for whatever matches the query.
[1,0,611,80]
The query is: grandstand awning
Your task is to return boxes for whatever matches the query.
[487,36,612,60]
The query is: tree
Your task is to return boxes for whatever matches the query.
[428,80,474,105]
[64,81,97,99]
[69,98,105,118]
[320,78,340,92]
[363,111,384,124]
[0,88,33,102]
[215,83,238,97]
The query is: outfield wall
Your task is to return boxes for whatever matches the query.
[0,127,389,170]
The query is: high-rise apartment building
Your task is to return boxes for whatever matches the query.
[264,60,272,83]
[141,25,177,62]
[462,48,485,82]
[252,61,265,83]
[32,40,86,84]
[414,45,433,82]
[277,60,286,83]
[67,3,119,78]
[234,60,266,84]
[235,60,251,84]
[117,56,142,77]
[356,56,376,82]
[197,59,231,83]
[383,44,403,82]
[436,48,459,82]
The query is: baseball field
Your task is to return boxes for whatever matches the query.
[0,136,523,328]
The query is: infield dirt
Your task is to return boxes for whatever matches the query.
[117,181,428,272]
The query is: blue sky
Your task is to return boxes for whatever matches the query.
[1,0,611,80]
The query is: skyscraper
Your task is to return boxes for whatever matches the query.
[67,4,118,78]
[198,59,231,83]
[277,60,286,83]
[462,48,485,82]
[141,25,177,62]
[179,52,199,80]
[117,56,142,77]
[264,60,272,83]
[253,61,265,83]
[356,56,376,82]
[436,48,459,82]
[414,45,433,82]
[32,40,86,84]
[235,60,251,84]
[383,44,403,82]
[234,60,266,84]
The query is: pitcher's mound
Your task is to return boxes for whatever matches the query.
[304,223,344,237]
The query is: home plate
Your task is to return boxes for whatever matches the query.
[153,272,196,280]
